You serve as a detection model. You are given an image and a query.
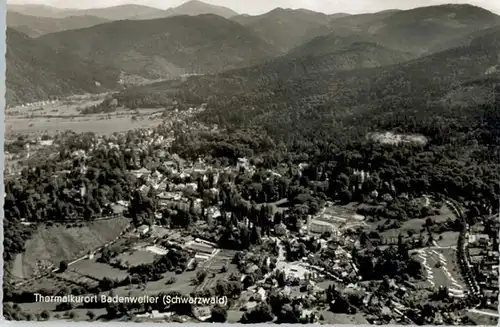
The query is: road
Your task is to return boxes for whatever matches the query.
[445,198,480,295]
[467,309,499,318]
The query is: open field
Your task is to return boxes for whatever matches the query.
[115,249,158,267]
[466,311,499,325]
[14,217,130,279]
[319,311,370,324]
[227,310,245,323]
[435,231,460,247]
[113,269,200,297]
[6,94,165,136]
[378,204,455,239]
[16,302,107,322]
[69,259,129,280]
[6,115,163,136]
[57,270,100,288]
[110,248,239,297]
[18,275,76,294]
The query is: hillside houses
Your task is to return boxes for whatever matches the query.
[132,167,151,179]
[468,216,499,310]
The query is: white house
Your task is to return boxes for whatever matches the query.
[186,240,217,255]
[308,220,336,234]
[137,225,150,235]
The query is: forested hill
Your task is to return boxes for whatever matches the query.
[36,14,280,80]
[6,28,120,106]
[116,25,500,142]
[325,4,500,55]
[230,8,333,52]
[214,25,500,143]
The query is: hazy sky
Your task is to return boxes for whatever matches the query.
[8,0,500,15]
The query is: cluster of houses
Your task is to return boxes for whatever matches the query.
[469,217,499,309]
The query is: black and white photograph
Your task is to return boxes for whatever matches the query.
[3,0,500,324]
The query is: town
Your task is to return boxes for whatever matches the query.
[4,1,500,325]
[4,102,499,324]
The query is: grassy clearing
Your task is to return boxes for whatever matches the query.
[6,93,164,136]
[113,269,200,297]
[319,311,370,324]
[111,250,239,298]
[115,249,158,267]
[6,116,163,135]
[466,311,499,325]
[227,310,244,323]
[436,231,459,247]
[69,259,129,280]
[57,270,100,288]
[379,218,426,238]
[19,275,75,294]
[379,204,456,239]
[19,217,130,278]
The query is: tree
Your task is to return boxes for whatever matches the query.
[196,270,208,284]
[86,310,95,321]
[40,310,50,320]
[241,303,274,323]
[59,260,68,273]
[210,305,227,322]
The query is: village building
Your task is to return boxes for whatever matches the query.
[137,225,150,235]
[186,240,217,255]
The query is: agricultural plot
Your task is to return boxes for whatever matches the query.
[6,115,163,136]
[69,259,129,281]
[17,217,130,279]
[6,94,164,136]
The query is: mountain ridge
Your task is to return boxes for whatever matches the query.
[113,25,500,139]
[8,1,239,21]
[35,14,280,80]
[7,11,110,37]
[7,4,164,20]
[6,28,120,105]
[230,8,333,52]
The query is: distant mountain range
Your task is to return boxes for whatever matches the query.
[7,0,238,20]
[7,3,164,20]
[6,3,500,106]
[7,11,110,37]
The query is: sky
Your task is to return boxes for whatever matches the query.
[7,0,500,15]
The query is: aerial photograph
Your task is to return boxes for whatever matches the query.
[3,0,499,324]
